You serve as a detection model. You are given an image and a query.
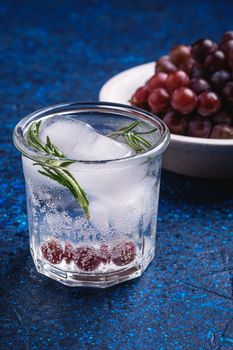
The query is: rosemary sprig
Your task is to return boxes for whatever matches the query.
[27,121,90,220]
[108,121,157,153]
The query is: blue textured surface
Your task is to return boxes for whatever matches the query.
[1,0,233,349]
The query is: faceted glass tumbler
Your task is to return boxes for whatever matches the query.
[13,102,170,288]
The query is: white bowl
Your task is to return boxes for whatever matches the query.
[99,62,233,178]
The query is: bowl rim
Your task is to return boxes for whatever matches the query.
[99,61,233,146]
[170,133,233,145]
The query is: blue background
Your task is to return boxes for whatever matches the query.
[1,0,233,349]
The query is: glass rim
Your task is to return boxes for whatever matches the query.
[13,101,170,165]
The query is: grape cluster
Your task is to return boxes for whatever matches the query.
[131,32,233,139]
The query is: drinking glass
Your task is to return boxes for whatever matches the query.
[13,102,170,288]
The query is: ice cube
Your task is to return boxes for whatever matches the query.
[101,175,157,235]
[88,200,110,235]
[70,158,158,236]
[24,115,160,238]
[40,116,134,161]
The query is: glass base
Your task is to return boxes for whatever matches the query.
[33,253,154,288]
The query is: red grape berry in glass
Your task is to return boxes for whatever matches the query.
[170,45,191,65]
[187,115,212,138]
[112,240,136,266]
[210,70,231,92]
[223,82,233,104]
[171,87,197,114]
[166,70,189,93]
[146,72,168,92]
[189,78,210,94]
[148,88,170,114]
[63,242,74,264]
[197,92,220,117]
[99,244,111,264]
[41,238,63,264]
[74,246,101,271]
[163,111,188,135]
[210,124,233,139]
[131,86,149,107]
[204,50,227,73]
[191,39,217,64]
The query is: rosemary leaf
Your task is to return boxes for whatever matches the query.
[27,121,90,220]
[108,121,156,153]
[133,134,152,149]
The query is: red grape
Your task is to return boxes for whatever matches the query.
[63,242,74,264]
[99,244,111,264]
[166,70,189,93]
[223,82,233,104]
[41,239,63,264]
[170,45,191,65]
[130,31,233,139]
[210,70,231,92]
[157,55,169,62]
[74,246,101,271]
[163,111,188,135]
[112,240,136,266]
[131,86,149,107]
[148,88,170,113]
[191,64,209,79]
[156,57,177,74]
[189,78,210,94]
[146,72,168,92]
[219,39,233,55]
[204,50,227,72]
[187,115,212,138]
[228,48,233,70]
[171,87,197,114]
[191,39,217,64]
[221,31,233,43]
[210,124,233,139]
[179,58,195,74]
[213,110,232,125]
[197,91,221,117]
